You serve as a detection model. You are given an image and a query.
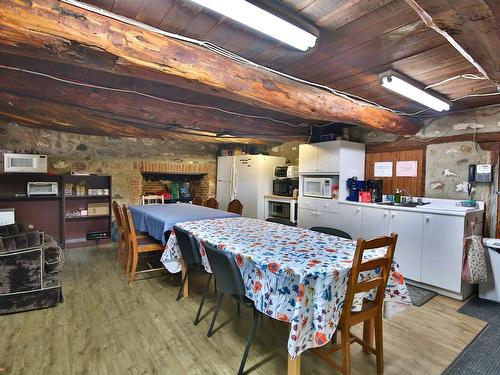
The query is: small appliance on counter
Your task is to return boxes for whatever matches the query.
[274,165,299,179]
[27,181,59,196]
[346,177,365,202]
[273,178,299,197]
[367,179,383,203]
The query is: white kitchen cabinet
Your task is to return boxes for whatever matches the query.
[298,207,340,229]
[297,208,319,229]
[298,144,318,173]
[299,140,362,175]
[421,213,464,293]
[317,142,339,173]
[361,206,390,239]
[336,203,362,240]
[390,210,424,281]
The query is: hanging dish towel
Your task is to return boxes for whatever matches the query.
[462,235,488,284]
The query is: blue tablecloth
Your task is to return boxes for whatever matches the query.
[128,203,239,244]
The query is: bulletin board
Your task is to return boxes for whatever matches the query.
[365,148,425,197]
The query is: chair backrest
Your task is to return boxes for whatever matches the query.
[310,226,352,240]
[192,196,203,206]
[205,198,219,209]
[142,195,165,205]
[173,225,201,266]
[227,199,243,215]
[112,201,124,235]
[121,204,137,245]
[265,217,295,226]
[342,233,398,321]
[204,242,245,296]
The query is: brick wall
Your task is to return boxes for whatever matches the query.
[132,161,216,204]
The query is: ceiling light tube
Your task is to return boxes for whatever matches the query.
[380,72,451,112]
[189,0,317,51]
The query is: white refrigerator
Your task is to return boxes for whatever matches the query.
[216,155,285,219]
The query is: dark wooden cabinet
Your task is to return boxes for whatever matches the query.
[0,173,112,248]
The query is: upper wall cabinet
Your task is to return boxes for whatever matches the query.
[299,140,364,175]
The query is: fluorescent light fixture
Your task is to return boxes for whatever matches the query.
[190,0,317,51]
[380,72,451,112]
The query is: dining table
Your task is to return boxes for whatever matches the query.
[161,216,412,375]
[128,203,239,244]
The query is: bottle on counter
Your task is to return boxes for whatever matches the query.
[394,188,401,204]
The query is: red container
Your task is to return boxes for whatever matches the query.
[359,191,372,203]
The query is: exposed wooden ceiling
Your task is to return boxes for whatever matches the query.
[0,0,499,143]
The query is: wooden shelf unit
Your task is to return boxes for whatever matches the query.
[0,173,112,248]
[63,175,112,249]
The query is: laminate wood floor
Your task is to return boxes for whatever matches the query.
[0,245,486,375]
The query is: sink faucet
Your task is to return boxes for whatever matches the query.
[399,188,414,203]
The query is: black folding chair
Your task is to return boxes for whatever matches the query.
[173,225,213,325]
[265,217,296,226]
[204,242,260,375]
[310,226,352,239]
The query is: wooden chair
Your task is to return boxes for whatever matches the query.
[192,196,203,206]
[315,233,398,375]
[142,194,164,205]
[205,197,219,209]
[113,202,148,272]
[227,199,243,215]
[122,205,164,285]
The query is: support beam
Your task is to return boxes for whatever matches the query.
[0,92,274,144]
[0,0,421,135]
[0,68,307,139]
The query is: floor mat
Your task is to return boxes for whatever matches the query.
[442,296,500,375]
[406,284,437,307]
[458,296,500,325]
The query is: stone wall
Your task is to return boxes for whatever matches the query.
[0,122,219,205]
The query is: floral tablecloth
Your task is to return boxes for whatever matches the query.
[161,217,411,358]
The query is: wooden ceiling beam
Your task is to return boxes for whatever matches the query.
[0,0,421,135]
[0,91,283,144]
[413,0,500,86]
[0,68,307,138]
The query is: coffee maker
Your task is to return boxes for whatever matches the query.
[346,177,366,202]
[367,179,383,203]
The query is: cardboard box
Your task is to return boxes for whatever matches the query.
[87,203,109,216]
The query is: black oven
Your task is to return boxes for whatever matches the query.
[269,201,291,219]
[272,178,298,197]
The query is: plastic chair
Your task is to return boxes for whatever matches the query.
[173,225,214,325]
[265,217,296,226]
[142,195,165,205]
[227,199,243,215]
[204,242,260,375]
[310,226,352,240]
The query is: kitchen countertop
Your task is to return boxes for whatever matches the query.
[264,195,298,201]
[339,198,484,216]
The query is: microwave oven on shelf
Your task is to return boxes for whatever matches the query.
[274,165,299,179]
[273,178,298,197]
[27,182,59,196]
[2,153,48,173]
[303,177,336,199]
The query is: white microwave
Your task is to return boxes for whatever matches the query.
[2,153,48,173]
[303,177,334,198]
